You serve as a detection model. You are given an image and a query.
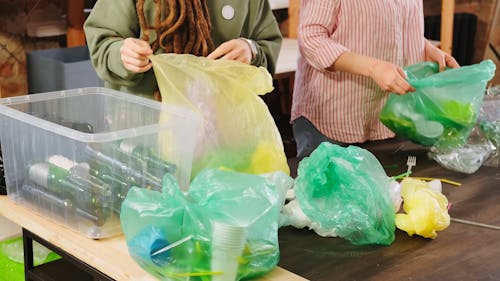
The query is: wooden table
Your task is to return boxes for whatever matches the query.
[280,138,500,281]
[0,196,306,281]
[2,138,498,280]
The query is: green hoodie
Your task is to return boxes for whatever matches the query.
[84,0,282,98]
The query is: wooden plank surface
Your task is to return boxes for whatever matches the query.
[280,138,500,281]
[288,0,300,39]
[440,0,455,54]
[0,196,307,281]
[66,0,86,47]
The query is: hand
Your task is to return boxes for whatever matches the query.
[368,60,415,95]
[425,40,460,71]
[206,39,252,64]
[120,38,153,73]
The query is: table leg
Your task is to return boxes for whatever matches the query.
[22,228,35,280]
[21,228,114,281]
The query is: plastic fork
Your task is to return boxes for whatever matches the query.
[406,156,417,174]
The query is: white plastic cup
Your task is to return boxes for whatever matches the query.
[211,221,247,281]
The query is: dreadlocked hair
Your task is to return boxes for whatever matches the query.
[136,0,214,56]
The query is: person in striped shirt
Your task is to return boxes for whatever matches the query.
[291,0,459,158]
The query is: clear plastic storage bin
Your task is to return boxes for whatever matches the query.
[0,88,200,239]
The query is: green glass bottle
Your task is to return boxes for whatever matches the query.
[27,159,111,220]
[21,183,105,226]
[113,140,176,180]
[87,158,131,213]
[84,145,162,191]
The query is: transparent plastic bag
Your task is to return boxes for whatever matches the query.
[294,142,396,245]
[0,236,60,281]
[428,125,495,174]
[1,237,51,264]
[151,54,289,178]
[478,93,500,168]
[121,170,290,281]
[380,60,496,149]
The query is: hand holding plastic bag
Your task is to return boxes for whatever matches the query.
[380,60,496,149]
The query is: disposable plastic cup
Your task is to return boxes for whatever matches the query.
[211,221,246,281]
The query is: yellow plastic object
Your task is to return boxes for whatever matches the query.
[244,141,289,174]
[411,177,461,186]
[151,54,289,177]
[395,177,450,239]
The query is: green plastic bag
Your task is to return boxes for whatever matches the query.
[294,142,395,245]
[151,54,289,178]
[380,60,496,148]
[120,170,291,281]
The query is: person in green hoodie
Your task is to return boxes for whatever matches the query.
[84,0,282,100]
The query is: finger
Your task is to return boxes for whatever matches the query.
[396,79,415,93]
[394,69,415,92]
[124,62,152,73]
[445,55,460,68]
[123,39,152,57]
[219,49,244,61]
[437,56,446,72]
[121,54,150,68]
[128,39,153,56]
[120,45,150,62]
[387,77,410,95]
[207,43,231,59]
[390,84,408,95]
[397,67,408,79]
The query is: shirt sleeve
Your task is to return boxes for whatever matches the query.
[84,0,144,87]
[247,0,283,76]
[298,0,348,70]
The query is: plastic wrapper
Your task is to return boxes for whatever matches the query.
[151,54,289,178]
[293,142,396,246]
[280,179,402,237]
[428,125,495,174]
[395,178,450,239]
[478,92,500,168]
[120,169,291,281]
[380,60,496,149]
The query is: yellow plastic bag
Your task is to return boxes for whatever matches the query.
[151,54,289,178]
[395,178,450,239]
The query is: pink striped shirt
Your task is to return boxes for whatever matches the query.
[291,0,426,143]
